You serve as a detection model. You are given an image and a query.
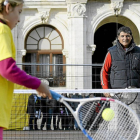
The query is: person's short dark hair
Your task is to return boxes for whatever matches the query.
[117,26,132,36]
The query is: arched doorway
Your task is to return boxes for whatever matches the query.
[92,23,123,89]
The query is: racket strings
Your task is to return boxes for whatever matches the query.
[79,101,109,136]
[87,101,108,133]
[113,106,137,139]
[93,109,135,140]
[80,101,108,130]
[107,106,133,140]
[81,102,97,127]
[78,100,139,140]
[108,104,137,140]
[116,106,138,139]
[80,102,100,129]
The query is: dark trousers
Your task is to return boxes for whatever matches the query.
[41,109,57,130]
[61,114,69,130]
[41,111,48,129]
[29,115,38,130]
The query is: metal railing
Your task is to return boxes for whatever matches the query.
[17,63,103,88]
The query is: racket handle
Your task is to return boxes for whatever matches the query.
[50,90,62,101]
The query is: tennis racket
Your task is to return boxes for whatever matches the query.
[50,90,140,140]
[110,87,138,105]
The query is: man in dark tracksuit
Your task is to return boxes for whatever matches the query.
[58,93,69,130]
[27,94,41,130]
[40,97,57,130]
[100,26,140,97]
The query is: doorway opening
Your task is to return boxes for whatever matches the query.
[92,23,123,89]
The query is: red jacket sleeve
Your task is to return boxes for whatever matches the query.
[100,52,112,89]
[0,57,41,89]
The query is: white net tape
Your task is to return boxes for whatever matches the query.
[14,88,140,94]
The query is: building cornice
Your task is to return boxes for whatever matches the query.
[23,1,67,8]
[23,0,88,8]
[66,0,87,4]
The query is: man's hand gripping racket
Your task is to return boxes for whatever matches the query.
[50,90,140,140]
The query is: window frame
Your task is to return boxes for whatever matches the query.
[24,25,66,87]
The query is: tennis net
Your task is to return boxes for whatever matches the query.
[3,89,140,140]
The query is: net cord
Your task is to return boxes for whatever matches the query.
[14,89,140,94]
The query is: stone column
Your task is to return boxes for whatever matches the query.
[17,50,26,69]
[67,2,88,89]
[85,44,96,89]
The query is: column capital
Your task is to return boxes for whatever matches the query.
[62,49,69,58]
[67,3,86,17]
[87,44,96,55]
[17,49,26,57]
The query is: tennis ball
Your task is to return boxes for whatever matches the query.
[102,108,115,121]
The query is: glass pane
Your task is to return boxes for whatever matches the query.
[29,30,40,41]
[45,27,53,38]
[53,54,63,76]
[49,30,59,40]
[52,54,65,87]
[24,53,31,75]
[27,45,37,50]
[39,54,50,77]
[36,27,44,38]
[24,53,37,76]
[39,39,50,50]
[26,26,63,51]
[51,36,62,44]
[31,53,37,76]
[51,45,62,50]
[27,36,38,44]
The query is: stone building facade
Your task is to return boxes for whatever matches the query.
[13,0,140,89]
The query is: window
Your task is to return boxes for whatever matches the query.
[24,25,66,87]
